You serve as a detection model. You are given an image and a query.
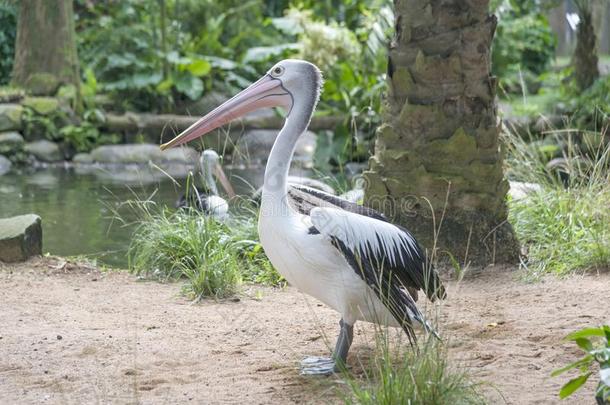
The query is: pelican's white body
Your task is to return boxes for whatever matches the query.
[258,200,398,327]
[206,195,229,219]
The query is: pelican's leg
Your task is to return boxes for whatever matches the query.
[300,319,354,376]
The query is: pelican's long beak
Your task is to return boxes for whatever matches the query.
[160,75,292,150]
[213,162,236,199]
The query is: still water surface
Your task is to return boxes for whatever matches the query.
[0,164,280,268]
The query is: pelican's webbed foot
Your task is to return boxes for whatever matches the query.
[300,319,354,376]
[300,356,336,375]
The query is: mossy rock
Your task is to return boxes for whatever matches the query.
[0,87,25,103]
[0,131,25,154]
[22,97,60,116]
[25,73,60,96]
[0,104,23,131]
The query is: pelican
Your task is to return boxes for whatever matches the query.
[176,149,236,219]
[161,60,446,374]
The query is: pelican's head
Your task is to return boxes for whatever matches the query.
[160,59,322,151]
[198,149,235,198]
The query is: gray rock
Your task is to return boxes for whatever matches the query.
[233,130,316,167]
[72,153,93,164]
[0,131,25,154]
[160,147,199,164]
[25,140,63,162]
[91,144,198,165]
[91,144,161,164]
[0,104,24,132]
[0,214,42,262]
[0,155,11,175]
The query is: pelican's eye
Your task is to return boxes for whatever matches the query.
[271,66,285,77]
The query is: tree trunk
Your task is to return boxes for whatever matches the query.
[11,0,80,96]
[363,0,519,265]
[573,1,599,90]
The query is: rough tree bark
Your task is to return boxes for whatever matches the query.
[573,0,599,91]
[11,0,80,96]
[364,0,519,265]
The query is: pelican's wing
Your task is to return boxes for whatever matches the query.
[309,206,446,341]
[291,185,445,300]
[287,184,387,221]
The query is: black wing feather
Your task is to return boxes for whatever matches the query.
[294,184,446,301]
[330,236,420,344]
[288,184,387,221]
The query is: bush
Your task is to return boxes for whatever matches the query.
[504,128,610,278]
[566,75,610,130]
[127,203,282,300]
[492,0,556,94]
[0,2,16,85]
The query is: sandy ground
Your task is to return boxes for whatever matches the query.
[0,257,608,405]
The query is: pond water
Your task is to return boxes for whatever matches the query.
[0,163,294,269]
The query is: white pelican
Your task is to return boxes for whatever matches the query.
[176,149,236,219]
[161,60,446,374]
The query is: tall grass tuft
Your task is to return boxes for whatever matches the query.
[343,333,486,405]
[126,200,282,300]
[503,126,610,278]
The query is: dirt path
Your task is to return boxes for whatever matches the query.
[0,257,608,404]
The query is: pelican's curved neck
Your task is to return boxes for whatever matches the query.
[200,158,218,195]
[262,98,314,212]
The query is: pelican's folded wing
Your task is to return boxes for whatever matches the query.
[294,185,446,301]
[309,206,445,341]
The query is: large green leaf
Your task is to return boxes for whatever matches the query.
[175,74,204,100]
[575,338,594,352]
[206,56,238,70]
[551,355,593,377]
[566,327,606,341]
[131,72,162,88]
[242,44,299,64]
[184,59,211,77]
[559,372,592,399]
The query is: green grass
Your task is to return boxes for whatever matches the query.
[342,333,486,405]
[504,127,610,278]
[509,185,610,278]
[126,202,282,300]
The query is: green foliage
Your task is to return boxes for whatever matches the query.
[272,5,391,169]
[127,199,282,300]
[75,0,278,112]
[343,335,486,405]
[59,109,119,153]
[74,0,390,166]
[492,0,556,94]
[565,75,610,130]
[22,101,117,153]
[505,128,610,278]
[552,326,610,403]
[21,106,64,142]
[0,2,16,85]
